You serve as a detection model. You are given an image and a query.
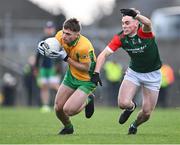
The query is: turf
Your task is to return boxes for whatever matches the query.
[0,106,180,144]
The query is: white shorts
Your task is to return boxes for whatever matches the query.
[40,76,60,85]
[124,67,161,91]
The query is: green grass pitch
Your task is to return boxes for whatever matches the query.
[0,106,180,144]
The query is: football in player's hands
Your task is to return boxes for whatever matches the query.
[44,37,62,53]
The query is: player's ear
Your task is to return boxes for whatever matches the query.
[135,20,139,27]
[76,32,80,37]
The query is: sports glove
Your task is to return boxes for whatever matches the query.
[91,72,102,86]
[48,49,69,61]
[37,41,50,56]
[120,9,138,18]
[37,41,68,61]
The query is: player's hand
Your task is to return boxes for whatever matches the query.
[49,49,69,61]
[91,72,102,86]
[120,9,137,18]
[37,41,49,56]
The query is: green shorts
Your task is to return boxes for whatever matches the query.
[62,69,96,94]
[39,67,56,78]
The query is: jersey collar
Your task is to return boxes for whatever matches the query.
[68,35,80,47]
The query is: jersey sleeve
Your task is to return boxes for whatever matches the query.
[137,27,154,39]
[107,34,122,52]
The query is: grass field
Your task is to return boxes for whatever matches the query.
[0,106,180,144]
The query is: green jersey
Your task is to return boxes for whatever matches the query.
[108,26,162,73]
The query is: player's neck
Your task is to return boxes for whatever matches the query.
[128,32,137,37]
[68,35,80,46]
[128,27,138,37]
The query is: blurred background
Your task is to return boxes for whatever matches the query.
[0,0,180,108]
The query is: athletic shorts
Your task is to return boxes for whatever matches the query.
[124,67,161,91]
[39,67,60,84]
[62,69,96,94]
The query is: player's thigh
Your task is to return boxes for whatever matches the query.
[118,79,138,105]
[64,89,88,112]
[142,86,159,113]
[49,76,60,90]
[54,84,75,110]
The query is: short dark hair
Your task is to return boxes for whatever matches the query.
[63,18,81,32]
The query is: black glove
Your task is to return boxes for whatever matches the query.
[120,9,137,18]
[91,72,102,86]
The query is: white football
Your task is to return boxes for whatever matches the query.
[44,37,61,52]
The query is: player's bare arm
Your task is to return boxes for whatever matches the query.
[120,8,152,32]
[135,14,152,32]
[94,46,112,73]
[91,46,112,86]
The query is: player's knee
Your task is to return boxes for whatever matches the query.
[54,102,63,112]
[63,106,75,116]
[118,100,131,109]
[54,104,59,112]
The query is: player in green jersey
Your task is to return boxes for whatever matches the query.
[91,8,162,134]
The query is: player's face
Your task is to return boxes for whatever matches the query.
[62,28,79,44]
[122,16,139,36]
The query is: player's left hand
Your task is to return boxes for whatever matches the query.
[91,72,102,86]
[120,9,137,18]
[49,49,69,61]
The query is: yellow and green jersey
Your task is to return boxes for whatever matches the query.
[55,30,96,81]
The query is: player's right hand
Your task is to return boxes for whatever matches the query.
[48,49,69,61]
[120,8,138,18]
[37,41,49,56]
[91,72,102,86]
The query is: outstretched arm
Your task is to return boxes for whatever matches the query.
[94,46,112,73]
[91,46,112,86]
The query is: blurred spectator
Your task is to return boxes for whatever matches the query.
[1,73,17,106]
[0,92,4,105]
[34,21,62,112]
[158,64,175,107]
[177,69,180,95]
[23,55,40,106]
[103,60,123,106]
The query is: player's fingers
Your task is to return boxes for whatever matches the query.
[120,9,126,13]
[48,53,59,58]
[38,48,45,56]
[42,42,49,49]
